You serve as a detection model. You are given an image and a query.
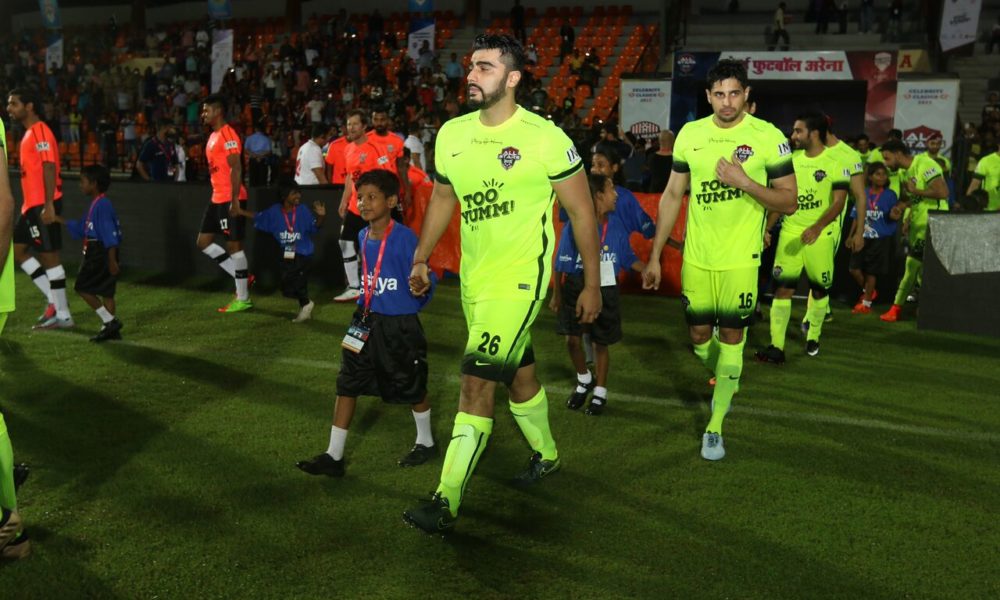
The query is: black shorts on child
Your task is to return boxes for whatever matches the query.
[556,273,622,346]
[336,310,428,404]
[849,237,892,276]
[280,254,311,300]
[75,241,117,297]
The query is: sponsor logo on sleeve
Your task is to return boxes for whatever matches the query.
[224,140,238,150]
[566,146,581,164]
[36,141,51,151]
[777,141,791,157]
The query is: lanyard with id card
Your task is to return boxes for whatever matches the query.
[341,220,395,353]
[598,221,616,287]
[82,195,105,256]
[282,207,297,260]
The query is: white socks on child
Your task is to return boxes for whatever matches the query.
[326,426,348,461]
[95,307,115,324]
[576,370,593,394]
[412,409,434,447]
[594,386,608,400]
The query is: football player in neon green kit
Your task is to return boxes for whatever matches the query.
[643,59,797,461]
[966,142,1000,211]
[878,139,949,322]
[757,112,848,363]
[0,114,31,559]
[404,34,602,533]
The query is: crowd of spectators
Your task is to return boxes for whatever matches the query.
[1,10,625,187]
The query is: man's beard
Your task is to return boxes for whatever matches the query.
[468,79,508,110]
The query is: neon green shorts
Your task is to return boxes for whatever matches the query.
[773,226,837,292]
[0,312,7,336]
[461,299,541,385]
[680,262,757,329]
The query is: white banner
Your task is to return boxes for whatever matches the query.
[620,79,672,141]
[408,19,435,61]
[893,80,961,158]
[210,29,234,94]
[45,36,63,70]
[939,0,982,52]
[719,51,852,80]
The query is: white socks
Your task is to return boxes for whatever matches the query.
[95,307,115,324]
[202,243,236,277]
[594,386,608,400]
[232,251,249,301]
[412,409,434,447]
[326,426,348,461]
[339,240,360,289]
[20,257,52,302]
[576,370,593,393]
[45,266,72,319]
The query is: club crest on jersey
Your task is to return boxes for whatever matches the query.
[498,146,521,170]
[735,145,754,163]
[813,170,827,182]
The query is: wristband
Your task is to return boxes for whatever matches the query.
[412,259,428,266]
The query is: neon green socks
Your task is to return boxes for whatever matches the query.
[806,294,830,342]
[693,336,720,373]
[706,341,742,434]
[769,298,792,350]
[894,256,923,306]
[510,387,558,462]
[437,412,493,517]
[0,414,15,511]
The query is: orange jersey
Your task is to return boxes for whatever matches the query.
[344,139,392,215]
[367,131,404,171]
[408,164,432,190]
[19,121,62,213]
[206,124,248,204]
[324,136,348,185]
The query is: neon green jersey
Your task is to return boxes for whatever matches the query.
[784,149,849,234]
[434,106,583,302]
[827,140,863,179]
[673,113,794,270]
[927,153,951,176]
[0,116,14,315]
[904,152,947,215]
[972,152,1000,211]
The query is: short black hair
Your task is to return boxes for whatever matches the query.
[355,169,399,199]
[855,133,870,143]
[203,94,227,112]
[310,123,327,139]
[402,146,412,158]
[888,128,903,140]
[587,172,611,200]
[81,164,111,193]
[880,139,909,155]
[9,87,42,116]
[471,33,526,81]
[865,161,887,180]
[796,111,829,143]
[371,104,389,116]
[706,58,749,91]
[281,182,300,200]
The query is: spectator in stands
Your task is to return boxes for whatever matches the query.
[987,16,1000,54]
[887,0,902,42]
[444,52,463,93]
[246,127,273,187]
[769,3,790,51]
[837,1,848,34]
[595,124,632,163]
[647,130,675,193]
[526,44,538,66]
[560,20,576,61]
[568,49,584,75]
[815,0,833,34]
[622,135,646,192]
[121,114,138,164]
[404,122,425,171]
[295,124,329,186]
[511,0,527,45]
[860,0,874,33]
[982,92,1000,123]
[417,40,435,73]
[136,121,178,182]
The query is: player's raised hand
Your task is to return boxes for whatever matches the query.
[408,262,430,297]
[716,152,751,190]
[575,285,602,324]
[641,261,661,290]
[313,201,326,216]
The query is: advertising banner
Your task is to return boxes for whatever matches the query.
[211,29,234,93]
[718,51,853,80]
[620,79,672,141]
[408,19,435,61]
[893,80,961,158]
[38,0,60,29]
[208,0,233,20]
[939,0,982,52]
[46,35,64,70]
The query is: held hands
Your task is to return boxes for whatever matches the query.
[109,261,121,276]
[40,208,56,225]
[408,262,430,297]
[548,291,560,313]
[716,152,751,191]
[763,230,773,249]
[641,261,662,290]
[228,203,241,218]
[575,285,602,324]
[889,204,904,221]
[903,180,918,196]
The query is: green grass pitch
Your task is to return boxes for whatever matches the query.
[0,277,996,598]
